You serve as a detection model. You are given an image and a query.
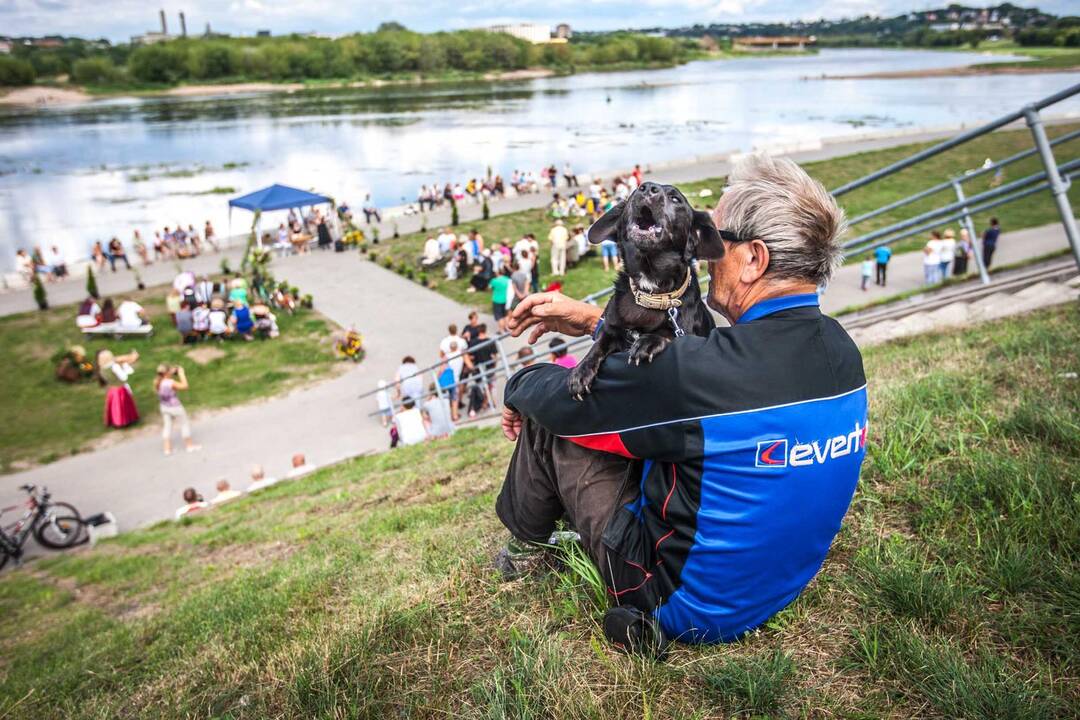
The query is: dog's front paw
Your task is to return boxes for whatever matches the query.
[628,335,670,366]
[567,364,597,401]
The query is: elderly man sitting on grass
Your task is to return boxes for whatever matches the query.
[495,154,868,656]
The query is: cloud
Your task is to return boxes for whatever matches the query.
[0,0,1074,40]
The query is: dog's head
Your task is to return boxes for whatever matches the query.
[586,182,723,262]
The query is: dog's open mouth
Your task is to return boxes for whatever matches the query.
[633,206,663,237]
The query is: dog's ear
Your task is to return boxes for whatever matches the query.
[689,209,724,260]
[586,201,626,245]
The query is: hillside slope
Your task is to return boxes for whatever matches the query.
[1,305,1078,718]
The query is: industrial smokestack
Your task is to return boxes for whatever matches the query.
[179,12,187,37]
[159,9,167,35]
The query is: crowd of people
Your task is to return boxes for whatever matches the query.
[163,270,289,344]
[374,311,580,449]
[919,218,1002,286]
[403,162,590,217]
[11,220,221,290]
[174,453,316,520]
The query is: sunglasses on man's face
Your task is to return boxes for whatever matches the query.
[718,229,752,243]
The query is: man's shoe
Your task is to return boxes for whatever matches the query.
[494,538,545,580]
[603,606,670,660]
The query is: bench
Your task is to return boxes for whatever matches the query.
[81,323,155,339]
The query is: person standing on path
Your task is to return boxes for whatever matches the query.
[155,364,199,456]
[939,229,956,280]
[982,217,1001,269]
[549,219,569,277]
[954,229,972,276]
[923,231,943,285]
[874,244,892,286]
[860,255,873,291]
[490,268,512,332]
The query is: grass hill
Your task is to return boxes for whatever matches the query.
[1,304,1078,718]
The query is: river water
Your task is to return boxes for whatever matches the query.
[1,48,1078,271]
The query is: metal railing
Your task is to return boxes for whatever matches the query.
[365,84,1080,422]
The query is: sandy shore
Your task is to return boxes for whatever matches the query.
[814,63,1079,81]
[0,85,92,106]
[1,68,561,108]
[164,82,305,97]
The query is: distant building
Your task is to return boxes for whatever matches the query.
[0,40,12,55]
[733,35,815,51]
[487,23,565,44]
[554,23,572,40]
[256,30,272,38]
[132,9,172,45]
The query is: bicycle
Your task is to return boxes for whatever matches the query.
[0,485,85,571]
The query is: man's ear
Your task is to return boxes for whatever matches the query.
[689,209,723,260]
[586,201,626,245]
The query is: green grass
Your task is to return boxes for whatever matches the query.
[374,123,1080,309]
[0,285,342,473]
[0,304,1076,717]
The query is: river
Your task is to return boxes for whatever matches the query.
[1,47,1078,271]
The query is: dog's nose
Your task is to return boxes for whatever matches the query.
[641,182,660,196]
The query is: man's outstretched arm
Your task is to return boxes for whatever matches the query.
[503,293,699,460]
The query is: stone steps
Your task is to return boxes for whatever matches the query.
[851,275,1078,348]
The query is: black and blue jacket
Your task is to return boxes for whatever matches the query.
[503,294,868,643]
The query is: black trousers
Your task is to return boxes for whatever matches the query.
[983,242,996,269]
[496,419,661,609]
[875,262,887,286]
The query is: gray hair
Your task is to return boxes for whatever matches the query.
[721,154,846,285]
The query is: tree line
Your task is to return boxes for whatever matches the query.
[0,30,695,88]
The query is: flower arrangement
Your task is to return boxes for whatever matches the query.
[53,346,95,383]
[335,327,366,362]
[343,229,366,246]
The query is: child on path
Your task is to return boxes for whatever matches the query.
[860,255,873,291]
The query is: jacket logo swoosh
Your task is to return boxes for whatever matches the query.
[760,441,785,465]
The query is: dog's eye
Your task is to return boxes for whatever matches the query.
[670,195,680,204]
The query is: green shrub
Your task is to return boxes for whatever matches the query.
[0,57,36,86]
[72,57,120,85]
[86,266,99,299]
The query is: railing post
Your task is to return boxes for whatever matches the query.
[1023,106,1080,271]
[951,180,991,285]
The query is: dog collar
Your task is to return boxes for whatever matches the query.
[629,268,693,311]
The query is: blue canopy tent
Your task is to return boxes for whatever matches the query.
[228,183,333,249]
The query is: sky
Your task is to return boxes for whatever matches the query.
[1,0,1074,42]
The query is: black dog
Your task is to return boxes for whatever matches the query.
[567,182,724,399]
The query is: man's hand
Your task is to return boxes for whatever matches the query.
[507,292,603,345]
[501,406,523,441]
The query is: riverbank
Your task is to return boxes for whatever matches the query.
[818,59,1079,80]
[0,67,589,107]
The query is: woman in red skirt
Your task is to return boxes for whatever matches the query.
[96,349,141,428]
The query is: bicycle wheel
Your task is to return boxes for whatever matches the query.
[34,503,86,549]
